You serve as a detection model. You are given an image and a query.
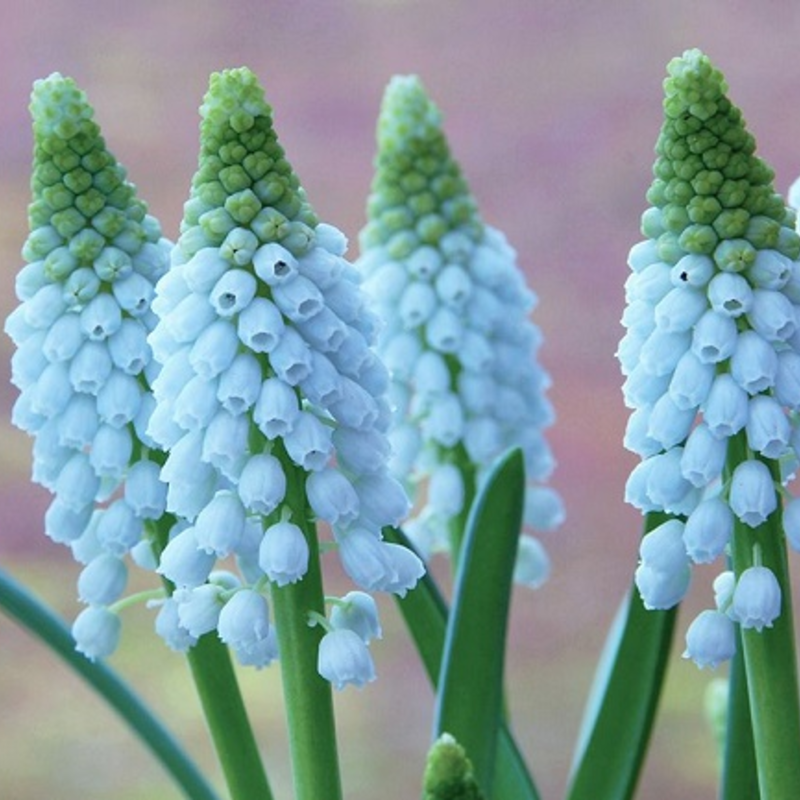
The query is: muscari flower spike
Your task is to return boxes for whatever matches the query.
[5,73,171,659]
[146,67,423,681]
[619,49,800,668]
[357,75,563,582]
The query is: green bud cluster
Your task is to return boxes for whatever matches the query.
[179,67,319,260]
[422,734,485,800]
[644,48,800,264]
[360,75,483,259]
[24,73,163,271]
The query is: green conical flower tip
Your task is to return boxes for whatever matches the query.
[645,48,800,262]
[24,72,162,267]
[376,74,443,151]
[422,734,485,800]
[179,66,318,260]
[360,74,483,257]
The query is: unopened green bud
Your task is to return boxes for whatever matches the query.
[687,195,722,225]
[422,734,484,800]
[43,246,78,280]
[280,221,315,256]
[22,226,63,261]
[75,187,106,218]
[199,207,236,242]
[94,246,133,282]
[251,207,289,242]
[51,207,86,238]
[746,215,780,249]
[69,227,106,264]
[657,232,684,264]
[712,208,749,238]
[678,223,718,254]
[92,206,127,239]
[224,188,262,224]
[220,227,259,265]
[713,238,756,272]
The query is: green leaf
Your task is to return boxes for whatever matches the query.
[566,513,677,800]
[432,447,526,797]
[385,524,539,800]
[0,566,222,800]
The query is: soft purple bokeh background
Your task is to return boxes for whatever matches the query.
[3,2,800,798]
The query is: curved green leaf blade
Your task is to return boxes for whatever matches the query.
[433,447,526,797]
[566,513,676,800]
[385,525,539,800]
[0,566,222,800]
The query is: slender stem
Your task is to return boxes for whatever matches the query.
[270,459,343,800]
[150,516,274,800]
[186,636,274,800]
[0,567,222,800]
[727,432,800,799]
[720,628,759,800]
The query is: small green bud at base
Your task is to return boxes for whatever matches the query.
[422,734,485,800]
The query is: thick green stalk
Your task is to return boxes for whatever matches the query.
[186,636,273,800]
[727,432,800,798]
[270,461,342,800]
[720,630,759,800]
[150,516,273,800]
[0,567,221,800]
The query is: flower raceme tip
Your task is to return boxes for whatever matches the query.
[357,74,563,579]
[7,68,425,688]
[621,48,800,668]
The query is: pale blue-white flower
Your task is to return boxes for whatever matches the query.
[682,498,733,564]
[174,583,227,638]
[145,68,422,680]
[682,610,736,669]
[5,74,171,658]
[217,589,271,656]
[258,520,310,587]
[77,554,128,606]
[317,628,377,690]
[513,536,551,590]
[329,591,382,643]
[731,565,782,631]
[152,597,198,653]
[72,605,122,661]
[634,519,691,609]
[622,50,800,666]
[357,75,563,581]
[783,497,800,551]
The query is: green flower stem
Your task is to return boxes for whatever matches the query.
[150,516,273,800]
[0,567,221,800]
[728,432,800,798]
[186,636,273,800]
[721,629,759,800]
[270,459,342,800]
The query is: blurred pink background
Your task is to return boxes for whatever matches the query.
[4,2,800,798]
